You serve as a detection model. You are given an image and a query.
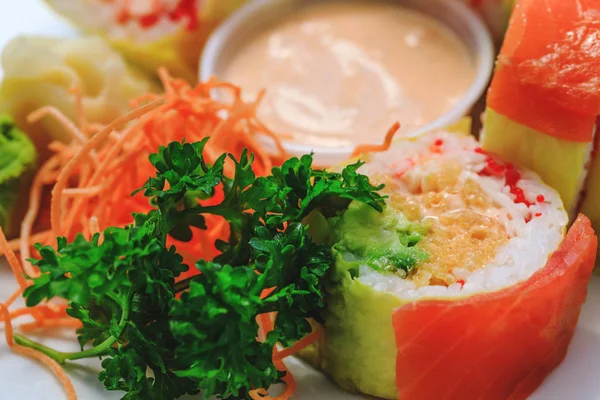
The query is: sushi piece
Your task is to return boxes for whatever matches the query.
[43,0,247,83]
[392,213,595,400]
[306,131,596,399]
[481,0,600,217]
[0,114,37,238]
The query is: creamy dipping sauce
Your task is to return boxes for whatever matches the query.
[222,2,477,148]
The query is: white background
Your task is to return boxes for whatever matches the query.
[0,1,599,399]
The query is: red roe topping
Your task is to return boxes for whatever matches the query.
[476,148,533,207]
[537,194,545,203]
[457,279,465,288]
[535,212,542,217]
[429,139,444,154]
[505,164,533,207]
[111,0,199,31]
[478,151,505,177]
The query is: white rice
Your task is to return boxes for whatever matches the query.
[357,131,568,300]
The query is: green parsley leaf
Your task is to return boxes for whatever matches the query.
[20,137,386,400]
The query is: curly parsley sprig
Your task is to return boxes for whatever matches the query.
[16,138,386,399]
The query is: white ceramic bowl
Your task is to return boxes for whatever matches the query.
[200,0,495,166]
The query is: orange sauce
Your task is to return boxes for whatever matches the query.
[223,2,476,148]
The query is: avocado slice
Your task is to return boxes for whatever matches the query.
[301,201,427,399]
[482,109,591,215]
[319,271,405,399]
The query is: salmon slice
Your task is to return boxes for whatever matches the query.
[486,0,600,142]
[392,214,597,400]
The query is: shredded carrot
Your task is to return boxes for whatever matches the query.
[0,228,28,290]
[19,318,82,332]
[9,307,35,319]
[5,287,23,308]
[50,99,166,236]
[249,388,270,399]
[351,121,401,158]
[273,360,297,400]
[0,304,77,399]
[0,231,50,254]
[253,311,320,400]
[14,68,285,252]
[9,303,68,322]
[20,158,60,274]
[273,329,323,360]
[249,356,297,400]
[249,357,297,400]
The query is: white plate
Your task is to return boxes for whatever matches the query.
[1,264,600,400]
[1,2,600,399]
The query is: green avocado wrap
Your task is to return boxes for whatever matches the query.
[300,130,571,399]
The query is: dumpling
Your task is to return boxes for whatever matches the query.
[0,35,157,160]
[43,0,248,84]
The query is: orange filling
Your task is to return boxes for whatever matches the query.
[381,160,508,287]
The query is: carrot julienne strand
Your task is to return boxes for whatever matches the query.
[0,304,77,400]
[19,318,83,332]
[0,231,48,255]
[5,287,24,308]
[0,228,28,290]
[351,121,400,158]
[273,329,323,360]
[50,99,166,237]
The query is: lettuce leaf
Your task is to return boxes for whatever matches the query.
[0,114,37,236]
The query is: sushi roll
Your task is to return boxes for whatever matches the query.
[481,0,600,220]
[307,131,596,399]
[42,0,247,83]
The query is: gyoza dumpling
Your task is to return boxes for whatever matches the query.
[0,35,156,160]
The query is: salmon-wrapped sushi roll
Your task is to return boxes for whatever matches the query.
[481,0,599,221]
[305,131,596,400]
